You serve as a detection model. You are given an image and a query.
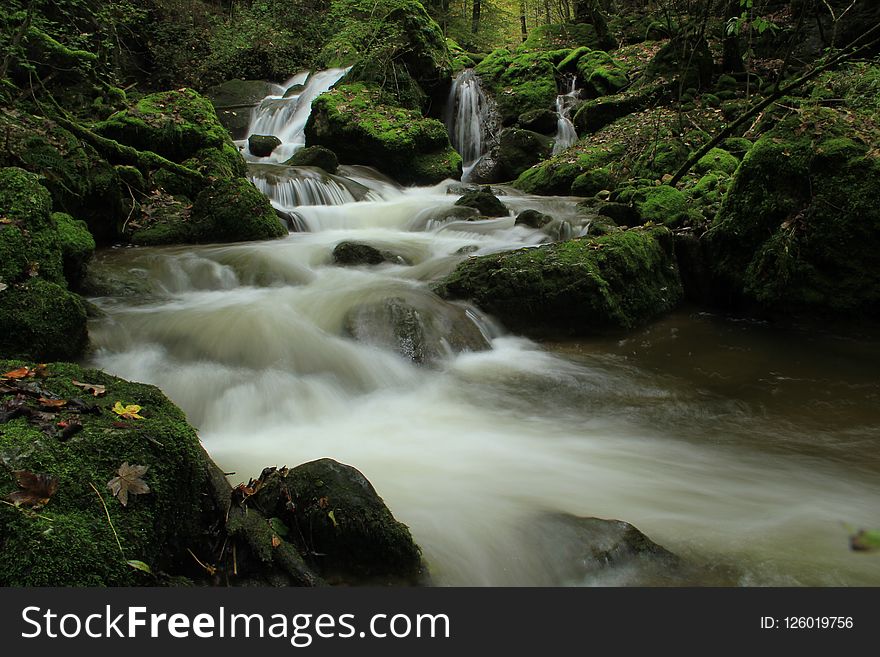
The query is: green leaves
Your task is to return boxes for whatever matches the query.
[850,528,880,552]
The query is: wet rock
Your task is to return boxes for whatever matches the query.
[515,209,554,230]
[283,83,306,98]
[284,145,339,174]
[205,79,275,139]
[436,227,683,337]
[454,187,507,217]
[248,134,282,157]
[498,128,553,179]
[250,459,425,584]
[346,295,490,364]
[332,241,407,266]
[517,108,558,134]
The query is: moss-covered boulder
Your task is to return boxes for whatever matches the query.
[284,145,339,174]
[305,83,461,185]
[0,110,123,244]
[573,93,650,135]
[695,148,739,175]
[54,212,95,290]
[475,50,558,125]
[559,48,629,97]
[617,184,692,227]
[645,37,714,90]
[497,128,553,180]
[0,361,211,585]
[435,227,683,336]
[521,23,605,51]
[97,89,230,162]
[0,169,88,361]
[706,104,880,315]
[517,108,559,134]
[190,179,286,243]
[454,187,508,217]
[249,459,424,583]
[332,241,400,266]
[515,209,554,229]
[0,280,87,361]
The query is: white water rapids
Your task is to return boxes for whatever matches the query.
[83,71,880,586]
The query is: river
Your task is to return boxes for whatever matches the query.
[82,70,880,586]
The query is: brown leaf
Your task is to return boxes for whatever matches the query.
[107,462,150,506]
[71,380,106,397]
[2,367,33,380]
[38,397,67,409]
[6,470,59,508]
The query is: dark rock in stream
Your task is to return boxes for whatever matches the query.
[346,295,491,364]
[283,145,339,174]
[454,186,508,217]
[332,241,406,266]
[248,134,282,157]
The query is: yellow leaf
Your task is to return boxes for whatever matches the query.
[112,401,144,420]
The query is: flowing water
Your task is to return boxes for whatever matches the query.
[552,75,579,155]
[83,71,880,587]
[445,69,497,182]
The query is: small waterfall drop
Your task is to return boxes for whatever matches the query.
[552,75,580,155]
[243,67,350,163]
[445,69,497,181]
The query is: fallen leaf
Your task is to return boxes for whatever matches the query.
[271,535,282,548]
[112,401,144,420]
[6,470,59,508]
[107,462,150,506]
[328,509,338,528]
[33,364,49,378]
[72,380,106,397]
[2,367,33,380]
[38,397,67,409]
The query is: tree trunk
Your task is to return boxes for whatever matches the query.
[722,0,746,73]
[520,1,529,41]
[472,0,481,33]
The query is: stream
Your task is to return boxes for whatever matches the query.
[83,70,880,586]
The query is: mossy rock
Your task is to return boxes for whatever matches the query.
[305,83,461,185]
[632,139,690,180]
[455,187,508,217]
[517,108,559,134]
[571,168,615,197]
[204,79,275,139]
[332,242,393,266]
[573,94,648,135]
[521,23,604,51]
[706,104,880,315]
[619,185,691,227]
[498,128,553,179]
[0,280,87,361]
[694,148,739,175]
[0,361,208,585]
[0,111,123,245]
[565,50,629,98]
[97,89,230,162]
[190,179,286,243]
[475,49,558,125]
[284,146,339,174]
[435,227,683,336]
[515,209,554,229]
[721,137,753,158]
[53,212,95,290]
[250,459,423,583]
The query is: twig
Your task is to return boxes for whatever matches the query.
[0,499,56,521]
[89,482,124,559]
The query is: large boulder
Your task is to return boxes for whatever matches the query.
[475,49,558,126]
[97,89,230,161]
[305,83,461,185]
[454,187,508,217]
[498,128,553,179]
[706,101,880,316]
[0,168,88,361]
[249,459,424,583]
[0,361,208,585]
[558,48,629,97]
[435,227,683,336]
[248,134,281,157]
[284,145,339,174]
[205,79,275,139]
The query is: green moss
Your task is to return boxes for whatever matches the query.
[571,168,615,197]
[498,128,553,179]
[707,103,880,315]
[645,37,713,90]
[570,50,629,97]
[721,137,753,158]
[284,146,339,174]
[97,89,230,162]
[475,49,558,125]
[435,227,682,336]
[190,179,285,243]
[521,23,604,51]
[0,280,87,361]
[694,148,739,175]
[305,83,461,185]
[53,212,95,289]
[0,361,207,586]
[633,139,690,180]
[633,185,690,226]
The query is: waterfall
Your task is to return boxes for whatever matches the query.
[552,75,580,155]
[445,69,497,180]
[243,67,350,163]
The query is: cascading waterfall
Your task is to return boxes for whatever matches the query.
[445,69,497,181]
[83,68,880,587]
[243,67,350,163]
[552,75,580,155]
